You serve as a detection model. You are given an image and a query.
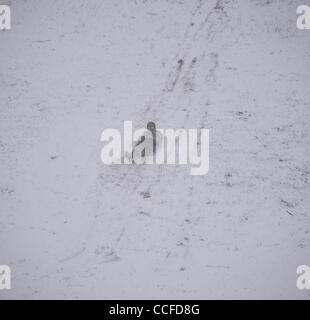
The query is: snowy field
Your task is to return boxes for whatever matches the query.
[0,0,310,299]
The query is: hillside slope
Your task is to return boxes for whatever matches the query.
[0,0,309,299]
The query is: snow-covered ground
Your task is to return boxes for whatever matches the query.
[0,0,309,299]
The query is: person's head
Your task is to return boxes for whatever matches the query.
[147,121,156,132]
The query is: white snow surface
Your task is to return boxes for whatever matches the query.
[0,0,309,299]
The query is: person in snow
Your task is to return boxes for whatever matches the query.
[131,122,162,163]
